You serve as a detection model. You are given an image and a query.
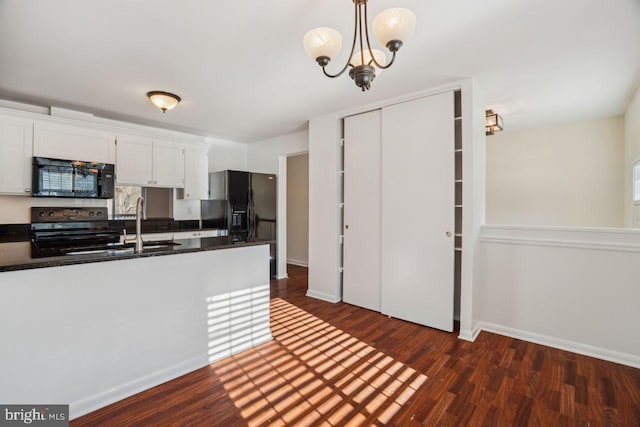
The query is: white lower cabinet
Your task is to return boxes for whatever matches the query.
[173,230,220,239]
[33,121,115,163]
[141,232,174,242]
[116,136,184,188]
[0,116,33,195]
[342,91,456,332]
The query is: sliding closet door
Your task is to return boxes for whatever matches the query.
[343,110,382,311]
[381,92,455,331]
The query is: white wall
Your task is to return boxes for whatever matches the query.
[476,225,640,368]
[246,130,309,174]
[307,114,342,302]
[208,141,248,173]
[0,196,109,224]
[0,245,271,419]
[486,116,625,227]
[625,84,640,227]
[286,154,309,266]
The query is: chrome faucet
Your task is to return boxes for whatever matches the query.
[135,196,144,252]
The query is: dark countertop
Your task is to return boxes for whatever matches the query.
[0,237,274,272]
[0,219,220,244]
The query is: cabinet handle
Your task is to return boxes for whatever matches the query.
[24,188,31,193]
[345,224,349,230]
[186,193,190,198]
[446,231,452,237]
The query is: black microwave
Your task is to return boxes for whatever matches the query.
[32,157,115,199]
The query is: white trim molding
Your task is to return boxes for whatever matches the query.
[476,224,640,369]
[480,224,640,252]
[477,322,640,369]
[458,324,481,342]
[71,356,208,420]
[287,259,309,268]
[306,289,342,303]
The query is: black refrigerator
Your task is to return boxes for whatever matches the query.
[202,170,277,277]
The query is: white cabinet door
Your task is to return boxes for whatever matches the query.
[381,92,455,332]
[116,135,153,186]
[181,145,208,199]
[33,122,115,163]
[153,140,185,188]
[343,110,382,312]
[0,116,33,195]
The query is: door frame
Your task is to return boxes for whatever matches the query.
[277,150,309,279]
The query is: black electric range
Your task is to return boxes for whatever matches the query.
[30,207,125,257]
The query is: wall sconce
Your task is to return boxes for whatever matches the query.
[147,91,181,113]
[486,109,503,135]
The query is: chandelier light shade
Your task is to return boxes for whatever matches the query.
[147,91,181,113]
[350,48,387,71]
[303,28,343,62]
[372,8,417,48]
[485,110,504,135]
[303,0,416,91]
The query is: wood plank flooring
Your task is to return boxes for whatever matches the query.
[72,265,640,426]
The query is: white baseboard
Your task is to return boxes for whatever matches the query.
[458,324,481,342]
[306,289,341,303]
[70,355,208,420]
[70,333,275,420]
[287,259,308,267]
[276,274,289,280]
[477,321,640,369]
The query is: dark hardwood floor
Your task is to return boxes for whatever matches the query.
[73,265,640,426]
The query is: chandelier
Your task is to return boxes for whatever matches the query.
[303,0,416,91]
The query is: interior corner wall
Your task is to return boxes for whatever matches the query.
[286,154,309,267]
[307,115,342,303]
[624,84,640,228]
[208,142,248,173]
[246,130,309,174]
[486,116,625,228]
[462,78,486,340]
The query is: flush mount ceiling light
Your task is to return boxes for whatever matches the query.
[486,109,504,135]
[303,1,416,91]
[147,91,181,113]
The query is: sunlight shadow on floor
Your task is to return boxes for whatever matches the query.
[211,298,427,426]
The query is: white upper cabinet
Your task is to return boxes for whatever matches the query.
[152,140,185,188]
[116,135,184,188]
[33,121,115,163]
[0,116,33,195]
[116,135,153,186]
[179,145,209,199]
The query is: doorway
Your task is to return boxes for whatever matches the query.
[286,153,309,268]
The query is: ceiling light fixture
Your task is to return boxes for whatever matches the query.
[147,91,181,113]
[485,109,504,135]
[303,1,416,91]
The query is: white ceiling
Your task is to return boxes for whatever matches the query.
[1,0,639,143]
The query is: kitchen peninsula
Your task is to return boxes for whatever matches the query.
[0,238,273,419]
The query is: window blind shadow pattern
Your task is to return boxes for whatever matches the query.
[212,298,427,426]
